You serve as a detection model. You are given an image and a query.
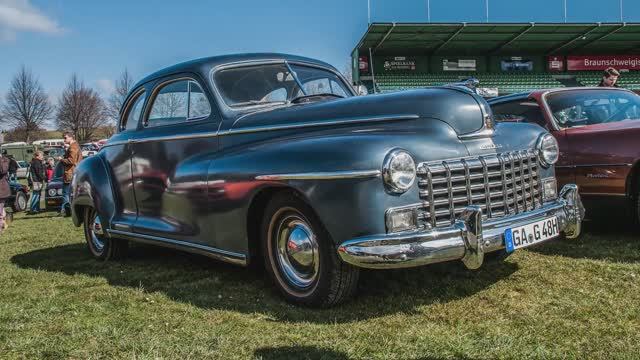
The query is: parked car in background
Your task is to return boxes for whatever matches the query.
[45,163,64,211]
[489,87,640,222]
[15,161,29,179]
[70,53,584,306]
[44,147,65,160]
[81,143,99,157]
[7,180,28,212]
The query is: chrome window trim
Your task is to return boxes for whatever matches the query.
[209,59,356,112]
[100,114,419,148]
[255,170,381,181]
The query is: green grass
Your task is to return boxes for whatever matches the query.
[0,212,639,359]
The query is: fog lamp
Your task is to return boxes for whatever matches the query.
[57,188,63,195]
[542,178,557,201]
[385,208,417,233]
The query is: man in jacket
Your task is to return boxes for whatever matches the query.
[0,154,10,234]
[58,132,82,216]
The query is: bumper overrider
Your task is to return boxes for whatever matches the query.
[338,184,584,270]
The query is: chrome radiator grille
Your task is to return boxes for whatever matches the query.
[416,150,543,228]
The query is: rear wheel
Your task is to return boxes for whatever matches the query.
[83,207,128,260]
[261,193,359,307]
[12,191,27,212]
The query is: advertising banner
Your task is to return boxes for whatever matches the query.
[547,56,565,72]
[567,55,640,71]
[501,58,533,72]
[358,56,369,75]
[443,59,476,71]
[383,57,416,71]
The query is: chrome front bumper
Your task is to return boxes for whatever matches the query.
[337,184,584,270]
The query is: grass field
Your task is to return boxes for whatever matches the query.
[0,211,639,359]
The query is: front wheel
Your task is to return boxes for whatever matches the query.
[12,191,27,212]
[83,207,128,260]
[261,193,359,307]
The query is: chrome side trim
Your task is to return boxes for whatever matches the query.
[103,114,420,147]
[223,114,420,136]
[256,170,381,181]
[128,131,219,144]
[107,229,247,266]
[580,192,627,197]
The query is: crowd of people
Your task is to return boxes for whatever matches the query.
[0,132,82,235]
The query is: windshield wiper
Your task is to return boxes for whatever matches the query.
[230,100,287,108]
[289,93,344,104]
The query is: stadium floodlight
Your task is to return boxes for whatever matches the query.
[485,0,489,23]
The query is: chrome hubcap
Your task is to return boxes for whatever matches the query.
[18,195,26,210]
[90,212,105,252]
[274,212,319,290]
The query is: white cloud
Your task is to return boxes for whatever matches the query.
[0,0,63,40]
[96,78,115,96]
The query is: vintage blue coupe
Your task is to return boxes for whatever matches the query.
[70,54,584,306]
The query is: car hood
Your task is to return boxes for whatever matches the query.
[231,88,486,136]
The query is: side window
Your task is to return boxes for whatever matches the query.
[147,79,211,127]
[148,81,189,127]
[122,91,146,131]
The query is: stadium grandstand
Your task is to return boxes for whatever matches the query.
[351,23,640,96]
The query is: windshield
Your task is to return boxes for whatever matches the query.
[214,63,352,108]
[547,90,640,128]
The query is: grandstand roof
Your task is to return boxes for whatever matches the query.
[355,23,640,56]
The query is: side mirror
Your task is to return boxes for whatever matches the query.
[356,85,368,96]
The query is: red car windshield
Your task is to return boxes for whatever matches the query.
[547,90,640,128]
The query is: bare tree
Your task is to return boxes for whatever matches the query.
[106,69,134,124]
[0,66,53,142]
[56,74,107,142]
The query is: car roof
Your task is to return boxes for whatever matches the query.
[132,53,337,90]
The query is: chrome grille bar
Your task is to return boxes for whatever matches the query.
[417,150,543,227]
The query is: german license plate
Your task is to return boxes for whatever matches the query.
[504,216,559,253]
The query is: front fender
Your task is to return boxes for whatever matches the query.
[209,120,467,248]
[71,154,116,228]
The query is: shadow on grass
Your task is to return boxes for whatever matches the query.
[530,217,640,263]
[254,346,349,360]
[253,346,481,360]
[11,242,517,323]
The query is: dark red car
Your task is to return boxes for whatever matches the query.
[489,87,640,221]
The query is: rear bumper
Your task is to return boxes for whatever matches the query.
[337,184,584,270]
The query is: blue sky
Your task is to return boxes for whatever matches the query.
[1,0,640,107]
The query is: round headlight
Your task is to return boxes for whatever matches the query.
[48,188,57,196]
[537,133,559,167]
[57,188,63,195]
[382,149,416,194]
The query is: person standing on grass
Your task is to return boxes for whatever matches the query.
[45,157,55,182]
[598,67,620,87]
[58,132,82,216]
[27,151,46,215]
[7,155,18,182]
[0,153,10,234]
